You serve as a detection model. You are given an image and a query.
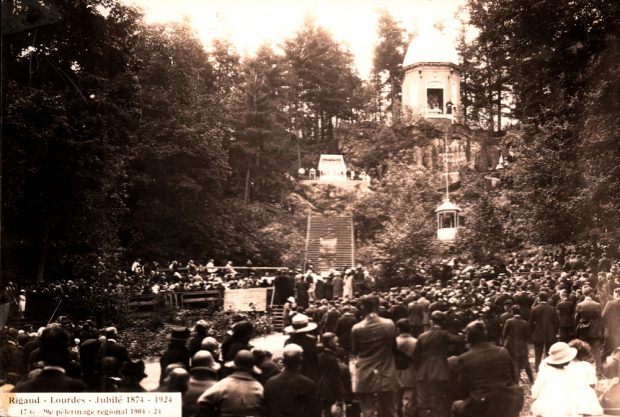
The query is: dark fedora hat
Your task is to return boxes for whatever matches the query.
[123,360,147,379]
[170,326,191,341]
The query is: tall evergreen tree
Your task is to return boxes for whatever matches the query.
[372,9,408,122]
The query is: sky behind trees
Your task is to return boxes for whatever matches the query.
[126,0,466,78]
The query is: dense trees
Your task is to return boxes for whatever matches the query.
[462,0,620,245]
[372,10,408,122]
[3,0,620,284]
[283,16,363,151]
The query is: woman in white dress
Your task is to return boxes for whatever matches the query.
[531,342,580,417]
[342,272,353,299]
[568,339,604,416]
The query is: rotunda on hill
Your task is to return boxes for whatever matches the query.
[402,26,460,121]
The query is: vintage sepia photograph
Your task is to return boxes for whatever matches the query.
[2,0,620,416]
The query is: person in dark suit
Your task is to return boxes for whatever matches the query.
[555,290,575,342]
[528,291,559,370]
[12,326,87,392]
[101,326,130,379]
[502,305,533,382]
[452,321,523,417]
[603,288,620,357]
[352,295,400,417]
[317,332,345,416]
[264,343,320,417]
[159,326,191,383]
[335,306,357,357]
[284,314,320,383]
[575,286,604,373]
[413,310,465,417]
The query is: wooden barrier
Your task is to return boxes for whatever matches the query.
[128,294,164,310]
[180,290,222,308]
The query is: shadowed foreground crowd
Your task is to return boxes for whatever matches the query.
[3,247,620,417]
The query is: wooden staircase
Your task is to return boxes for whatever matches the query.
[304,214,355,273]
[271,305,284,331]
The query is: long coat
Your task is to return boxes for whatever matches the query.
[502,316,529,361]
[351,314,399,393]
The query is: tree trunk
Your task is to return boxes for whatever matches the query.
[244,164,251,204]
[496,84,502,134]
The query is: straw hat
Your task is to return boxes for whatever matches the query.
[546,342,577,365]
[284,314,317,334]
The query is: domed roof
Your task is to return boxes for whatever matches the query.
[403,27,459,67]
[435,200,461,212]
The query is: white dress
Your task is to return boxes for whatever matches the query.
[531,362,579,417]
[570,360,603,416]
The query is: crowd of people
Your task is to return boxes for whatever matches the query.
[0,259,285,322]
[2,243,620,417]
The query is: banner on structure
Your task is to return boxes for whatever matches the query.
[223,287,271,311]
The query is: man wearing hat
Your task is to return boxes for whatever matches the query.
[190,320,210,357]
[118,360,148,392]
[284,314,320,383]
[264,344,320,417]
[351,295,399,417]
[184,350,220,416]
[160,326,191,383]
[196,350,263,417]
[221,320,254,363]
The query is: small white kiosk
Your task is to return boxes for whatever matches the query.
[435,200,461,241]
[317,154,347,181]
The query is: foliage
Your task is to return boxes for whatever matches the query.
[2,0,143,283]
[354,162,442,278]
[283,15,363,149]
[120,22,231,262]
[228,44,296,204]
[578,32,620,232]
[372,9,408,122]
[464,0,620,244]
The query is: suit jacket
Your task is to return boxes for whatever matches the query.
[335,313,357,352]
[12,368,87,392]
[317,348,344,402]
[455,343,522,417]
[556,299,575,328]
[396,333,417,388]
[603,298,620,332]
[502,316,528,360]
[575,297,603,339]
[412,326,464,382]
[264,370,320,417]
[528,302,559,343]
[351,314,399,393]
[197,371,263,417]
[285,333,320,383]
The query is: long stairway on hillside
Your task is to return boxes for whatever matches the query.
[304,214,355,272]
